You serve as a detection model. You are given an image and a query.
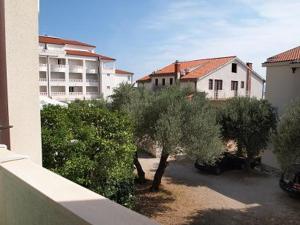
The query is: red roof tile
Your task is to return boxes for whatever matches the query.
[66,50,115,61]
[39,35,95,48]
[265,46,300,64]
[137,56,236,82]
[115,69,134,75]
[137,75,151,82]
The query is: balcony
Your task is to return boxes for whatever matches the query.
[69,65,83,73]
[86,79,99,86]
[0,149,158,225]
[50,79,66,86]
[40,92,48,96]
[69,79,83,83]
[69,92,83,96]
[39,63,47,72]
[51,64,66,73]
[51,92,66,96]
[86,67,98,74]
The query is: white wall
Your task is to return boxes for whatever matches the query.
[2,0,42,164]
[197,59,264,99]
[250,73,264,99]
[266,64,300,114]
[197,60,247,99]
[102,73,133,99]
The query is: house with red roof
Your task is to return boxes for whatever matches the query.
[39,35,133,101]
[263,46,300,114]
[137,56,265,100]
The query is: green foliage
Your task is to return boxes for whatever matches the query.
[113,85,223,163]
[41,101,136,208]
[219,97,277,161]
[110,83,153,141]
[273,100,300,169]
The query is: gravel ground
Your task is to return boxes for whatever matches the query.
[135,155,300,225]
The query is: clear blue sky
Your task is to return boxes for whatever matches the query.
[40,0,300,80]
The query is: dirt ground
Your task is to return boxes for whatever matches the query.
[134,154,300,225]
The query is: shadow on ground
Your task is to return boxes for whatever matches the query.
[134,180,175,218]
[182,206,299,225]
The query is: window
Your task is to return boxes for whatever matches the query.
[128,76,131,81]
[162,78,165,86]
[231,81,238,90]
[107,86,110,89]
[155,79,158,86]
[58,59,63,65]
[170,78,173,85]
[215,80,223,90]
[208,79,213,90]
[232,63,237,73]
[241,81,245,88]
[69,87,74,93]
[107,73,110,77]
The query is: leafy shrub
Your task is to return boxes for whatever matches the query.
[41,101,136,208]
[273,100,300,169]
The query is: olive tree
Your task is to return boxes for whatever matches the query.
[273,100,300,169]
[219,97,277,169]
[141,87,223,191]
[110,83,153,183]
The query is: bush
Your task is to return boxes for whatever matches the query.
[273,100,300,169]
[219,97,277,168]
[41,101,136,208]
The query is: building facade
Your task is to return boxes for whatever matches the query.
[263,46,300,115]
[137,56,265,100]
[39,36,133,102]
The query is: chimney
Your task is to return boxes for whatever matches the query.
[246,62,252,97]
[174,60,181,80]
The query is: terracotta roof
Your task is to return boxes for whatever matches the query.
[137,56,236,82]
[66,50,115,61]
[265,46,300,64]
[137,75,151,82]
[115,69,134,75]
[39,35,95,48]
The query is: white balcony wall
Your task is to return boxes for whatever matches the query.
[0,0,42,164]
[86,61,98,74]
[65,44,95,52]
[0,149,158,225]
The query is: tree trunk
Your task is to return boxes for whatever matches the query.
[134,151,146,183]
[150,151,169,192]
[245,153,254,171]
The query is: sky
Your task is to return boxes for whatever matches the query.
[39,0,300,80]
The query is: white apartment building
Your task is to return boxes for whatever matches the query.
[39,35,133,102]
[263,46,300,115]
[137,56,265,99]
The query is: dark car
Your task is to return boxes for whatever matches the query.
[194,152,261,175]
[280,164,300,198]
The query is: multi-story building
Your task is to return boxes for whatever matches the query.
[39,35,133,101]
[263,46,300,115]
[137,56,265,100]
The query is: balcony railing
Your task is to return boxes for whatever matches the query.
[86,92,99,96]
[51,92,66,96]
[51,64,66,72]
[40,92,48,96]
[86,79,98,83]
[86,67,98,74]
[50,78,65,82]
[69,79,83,83]
[69,65,83,73]
[69,92,83,96]
[39,78,47,82]
[39,63,47,71]
[0,149,158,225]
